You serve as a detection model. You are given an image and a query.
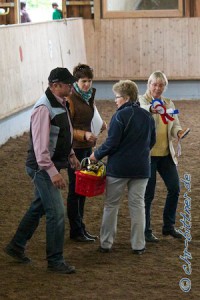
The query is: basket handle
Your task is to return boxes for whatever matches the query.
[80,157,91,169]
[80,157,105,169]
[80,157,106,177]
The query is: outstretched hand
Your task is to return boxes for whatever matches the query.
[177,128,190,140]
[100,121,107,132]
[89,152,97,162]
[85,132,97,143]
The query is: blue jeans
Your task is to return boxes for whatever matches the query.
[145,155,180,234]
[67,148,92,238]
[10,167,65,266]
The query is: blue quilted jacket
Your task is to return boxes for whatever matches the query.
[94,101,156,178]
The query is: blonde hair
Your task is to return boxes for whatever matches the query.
[112,80,138,102]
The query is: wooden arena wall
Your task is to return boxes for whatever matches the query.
[84,18,200,81]
[0,19,86,120]
[1,17,200,120]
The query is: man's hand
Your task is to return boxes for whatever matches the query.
[51,173,66,189]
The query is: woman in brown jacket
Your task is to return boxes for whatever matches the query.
[66,63,106,242]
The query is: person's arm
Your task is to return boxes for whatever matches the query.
[150,118,156,149]
[177,128,190,140]
[67,97,97,143]
[68,152,81,170]
[58,9,63,18]
[139,94,158,114]
[168,100,182,138]
[52,11,56,20]
[139,95,152,112]
[31,106,66,189]
[93,113,124,160]
[67,97,85,141]
[100,121,107,132]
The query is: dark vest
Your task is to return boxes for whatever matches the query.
[26,88,72,171]
[69,87,95,149]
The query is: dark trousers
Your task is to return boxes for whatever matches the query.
[145,155,180,234]
[67,148,92,238]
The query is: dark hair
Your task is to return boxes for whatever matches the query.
[52,2,58,8]
[20,2,26,9]
[73,63,93,80]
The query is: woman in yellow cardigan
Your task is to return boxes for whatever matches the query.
[139,70,189,243]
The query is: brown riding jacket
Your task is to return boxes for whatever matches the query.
[66,87,96,149]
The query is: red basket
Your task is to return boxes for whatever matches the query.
[75,171,106,197]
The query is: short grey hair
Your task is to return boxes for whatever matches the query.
[112,80,138,102]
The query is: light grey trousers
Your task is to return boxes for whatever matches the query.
[100,176,148,251]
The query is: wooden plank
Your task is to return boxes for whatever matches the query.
[65,0,93,18]
[83,19,97,71]
[8,2,14,24]
[92,76,200,81]
[94,19,101,75]
[123,18,133,78]
[188,18,200,77]
[66,1,92,5]
[179,18,189,77]
[0,3,15,7]
[131,19,140,77]
[0,0,18,24]
[111,20,121,78]
[194,0,200,16]
[62,0,67,18]
[139,19,150,77]
[0,15,6,25]
[82,3,92,18]
[99,18,106,77]
[65,0,80,17]
[184,0,191,17]
[149,18,165,74]
[105,19,114,78]
[163,19,182,77]
[94,0,101,30]
[14,0,19,23]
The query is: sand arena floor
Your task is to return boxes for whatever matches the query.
[0,100,199,300]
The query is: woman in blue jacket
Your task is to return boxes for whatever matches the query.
[90,80,156,254]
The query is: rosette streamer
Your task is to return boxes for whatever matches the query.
[151,99,179,124]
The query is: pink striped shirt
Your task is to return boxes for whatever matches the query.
[31,93,74,178]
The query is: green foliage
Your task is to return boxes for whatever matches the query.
[27,0,52,9]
